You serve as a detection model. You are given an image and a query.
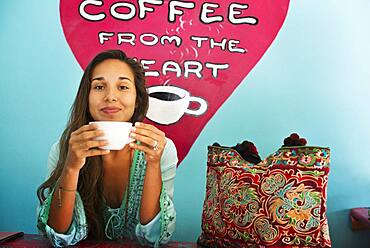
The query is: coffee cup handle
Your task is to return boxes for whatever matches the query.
[185,96,207,116]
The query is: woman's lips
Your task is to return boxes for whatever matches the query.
[101,107,121,114]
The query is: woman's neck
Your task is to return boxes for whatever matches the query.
[101,144,133,208]
[102,144,132,170]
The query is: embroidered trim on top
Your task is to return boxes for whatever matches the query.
[103,149,147,240]
[157,186,175,246]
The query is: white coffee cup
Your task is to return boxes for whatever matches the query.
[89,121,133,150]
[146,85,207,125]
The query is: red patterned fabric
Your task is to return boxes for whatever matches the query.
[198,146,331,247]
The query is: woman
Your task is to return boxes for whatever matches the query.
[37,50,177,247]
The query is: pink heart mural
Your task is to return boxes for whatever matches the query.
[60,0,290,164]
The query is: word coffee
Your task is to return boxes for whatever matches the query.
[79,0,258,25]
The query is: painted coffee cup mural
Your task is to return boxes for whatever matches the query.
[60,0,290,163]
[147,85,207,125]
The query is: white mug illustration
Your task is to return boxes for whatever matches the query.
[146,85,208,125]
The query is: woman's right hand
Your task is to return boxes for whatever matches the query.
[65,123,110,172]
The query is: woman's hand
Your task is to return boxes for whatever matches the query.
[65,123,110,172]
[129,122,166,166]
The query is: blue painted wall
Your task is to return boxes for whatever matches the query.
[1,1,369,247]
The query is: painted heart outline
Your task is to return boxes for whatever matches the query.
[60,0,290,164]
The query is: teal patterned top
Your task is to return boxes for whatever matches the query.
[37,138,178,248]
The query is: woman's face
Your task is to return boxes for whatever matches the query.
[89,59,137,122]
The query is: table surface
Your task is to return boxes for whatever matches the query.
[0,234,199,247]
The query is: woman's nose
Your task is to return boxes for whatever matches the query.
[104,88,118,102]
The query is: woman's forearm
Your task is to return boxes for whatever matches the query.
[47,166,80,233]
[139,162,162,224]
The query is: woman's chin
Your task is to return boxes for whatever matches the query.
[90,112,132,122]
[94,116,130,122]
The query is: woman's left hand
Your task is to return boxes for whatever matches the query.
[129,122,166,166]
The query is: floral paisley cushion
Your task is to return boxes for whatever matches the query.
[198,146,331,247]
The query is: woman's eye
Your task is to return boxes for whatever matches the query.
[119,85,129,90]
[94,85,104,90]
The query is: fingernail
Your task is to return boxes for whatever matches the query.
[129,143,134,147]
[135,122,140,127]
[130,133,135,138]
[131,127,136,132]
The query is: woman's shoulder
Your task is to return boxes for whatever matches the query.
[160,137,178,170]
[50,141,60,154]
[46,141,61,177]
[163,137,176,154]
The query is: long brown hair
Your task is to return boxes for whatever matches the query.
[37,50,148,239]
